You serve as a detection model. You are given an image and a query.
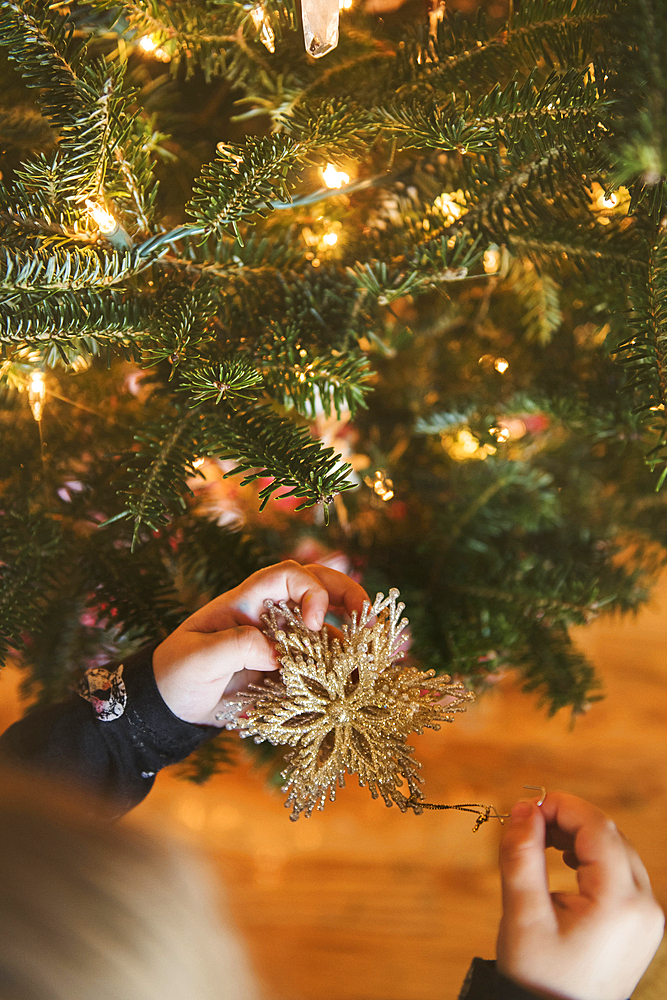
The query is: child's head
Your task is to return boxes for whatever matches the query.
[0,765,260,1000]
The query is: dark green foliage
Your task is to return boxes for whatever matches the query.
[186,136,303,240]
[0,506,63,664]
[178,360,264,407]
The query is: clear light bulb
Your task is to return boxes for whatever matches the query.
[322,163,350,189]
[86,200,117,235]
[28,371,46,422]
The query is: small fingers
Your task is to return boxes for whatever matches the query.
[499,800,553,927]
[222,560,369,631]
[538,792,641,902]
[302,563,369,622]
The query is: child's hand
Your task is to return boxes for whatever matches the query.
[152,560,369,727]
[496,791,664,1000]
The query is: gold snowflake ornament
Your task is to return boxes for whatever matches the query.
[222,588,474,820]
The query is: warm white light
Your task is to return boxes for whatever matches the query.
[139,35,157,51]
[494,358,509,374]
[86,200,117,235]
[250,5,275,51]
[322,163,350,189]
[28,371,46,422]
[322,231,338,246]
[601,192,618,208]
[192,456,206,469]
[339,0,352,8]
[483,247,501,273]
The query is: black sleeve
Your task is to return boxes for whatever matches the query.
[458,959,545,1000]
[458,959,630,1000]
[0,643,218,814]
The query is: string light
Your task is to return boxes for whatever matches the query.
[489,425,510,443]
[28,371,46,422]
[433,189,466,225]
[494,357,509,374]
[85,199,134,250]
[444,428,497,462]
[302,220,342,255]
[86,199,118,236]
[138,35,171,61]
[589,182,629,216]
[364,470,394,501]
[322,163,350,188]
[192,456,206,469]
[339,0,352,8]
[251,5,276,52]
[483,246,501,274]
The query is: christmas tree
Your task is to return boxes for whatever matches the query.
[2,0,667,777]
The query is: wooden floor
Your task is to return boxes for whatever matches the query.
[3,575,667,999]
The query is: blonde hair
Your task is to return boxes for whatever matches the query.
[0,765,260,1000]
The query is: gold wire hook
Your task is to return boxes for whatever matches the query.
[523,785,546,807]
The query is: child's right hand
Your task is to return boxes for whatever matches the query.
[496,791,664,1000]
[152,560,369,727]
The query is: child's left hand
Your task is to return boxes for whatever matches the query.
[152,560,369,726]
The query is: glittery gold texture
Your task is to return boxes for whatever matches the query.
[222,588,475,820]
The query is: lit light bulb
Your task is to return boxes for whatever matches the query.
[86,199,117,235]
[28,371,46,422]
[139,35,157,51]
[339,0,352,7]
[322,163,350,189]
[322,231,338,246]
[364,469,394,501]
[494,358,509,374]
[601,192,618,208]
[251,4,276,52]
[192,456,206,469]
[483,246,500,273]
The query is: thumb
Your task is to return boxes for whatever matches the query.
[499,800,552,926]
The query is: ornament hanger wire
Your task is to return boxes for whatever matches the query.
[406,786,547,832]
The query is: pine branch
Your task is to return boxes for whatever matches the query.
[507,260,563,345]
[60,61,135,207]
[0,506,63,667]
[186,135,303,240]
[97,0,264,83]
[257,332,372,416]
[112,399,356,546]
[0,288,146,342]
[141,285,217,369]
[111,408,204,550]
[177,360,263,407]
[177,734,235,783]
[200,404,355,517]
[177,517,270,600]
[611,0,667,221]
[87,540,184,640]
[279,98,376,155]
[613,232,667,483]
[396,0,612,92]
[0,0,85,131]
[516,623,602,716]
[0,245,137,292]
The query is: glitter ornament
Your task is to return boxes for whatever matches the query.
[222,589,474,820]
